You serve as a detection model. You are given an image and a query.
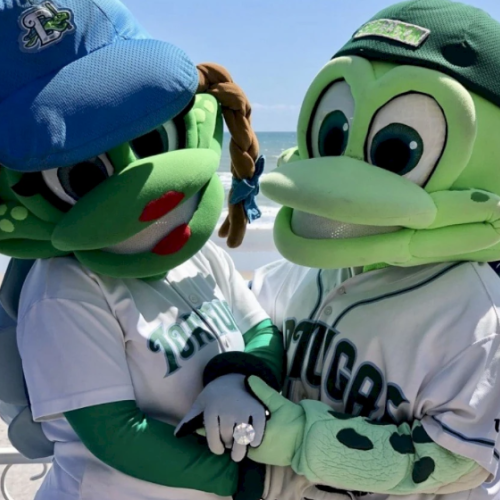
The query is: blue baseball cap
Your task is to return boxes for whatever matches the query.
[0,0,199,172]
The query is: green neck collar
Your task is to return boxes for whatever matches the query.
[362,262,390,273]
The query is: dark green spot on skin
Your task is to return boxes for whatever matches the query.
[365,419,393,426]
[337,428,374,451]
[329,411,355,420]
[412,457,435,483]
[471,192,490,203]
[412,426,433,444]
[389,433,415,454]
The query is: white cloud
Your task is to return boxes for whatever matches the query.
[251,103,300,111]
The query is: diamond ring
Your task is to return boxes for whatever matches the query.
[233,423,256,445]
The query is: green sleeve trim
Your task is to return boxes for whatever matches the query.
[203,320,285,391]
[244,319,285,387]
[64,400,238,496]
[234,459,266,500]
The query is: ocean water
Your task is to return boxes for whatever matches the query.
[218,131,297,229]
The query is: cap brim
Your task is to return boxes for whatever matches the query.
[0,39,199,172]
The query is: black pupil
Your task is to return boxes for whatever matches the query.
[131,130,165,158]
[68,162,108,199]
[323,127,345,156]
[373,138,410,173]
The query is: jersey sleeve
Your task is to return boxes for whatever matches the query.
[417,332,500,477]
[17,267,135,421]
[202,242,269,333]
[201,243,285,390]
[251,259,309,327]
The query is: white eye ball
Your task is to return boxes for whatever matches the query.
[130,120,180,160]
[309,80,355,158]
[41,154,114,205]
[366,93,447,186]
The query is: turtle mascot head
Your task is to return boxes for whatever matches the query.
[261,0,500,270]
[0,0,261,279]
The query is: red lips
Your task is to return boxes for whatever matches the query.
[139,191,191,255]
[140,191,185,222]
[152,224,191,255]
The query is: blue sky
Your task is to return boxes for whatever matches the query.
[121,0,500,131]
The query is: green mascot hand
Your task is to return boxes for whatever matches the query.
[245,376,306,466]
[241,379,486,496]
[197,376,486,495]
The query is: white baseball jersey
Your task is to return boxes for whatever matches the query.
[251,259,500,500]
[17,241,268,500]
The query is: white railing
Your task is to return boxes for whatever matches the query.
[0,448,50,500]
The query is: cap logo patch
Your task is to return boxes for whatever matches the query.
[353,19,430,48]
[19,1,74,52]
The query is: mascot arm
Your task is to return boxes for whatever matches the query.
[203,319,285,391]
[246,377,490,496]
[65,401,250,496]
[174,320,284,464]
[291,400,487,495]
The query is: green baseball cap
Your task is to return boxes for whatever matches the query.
[334,0,500,107]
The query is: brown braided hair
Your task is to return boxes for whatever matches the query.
[196,63,260,248]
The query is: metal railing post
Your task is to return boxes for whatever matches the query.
[0,448,51,500]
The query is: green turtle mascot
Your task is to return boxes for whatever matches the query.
[0,1,286,500]
[178,1,500,500]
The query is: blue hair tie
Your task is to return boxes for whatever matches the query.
[229,155,265,224]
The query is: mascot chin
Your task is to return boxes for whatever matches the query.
[180,1,500,500]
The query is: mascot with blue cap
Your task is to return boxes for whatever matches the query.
[0,1,286,500]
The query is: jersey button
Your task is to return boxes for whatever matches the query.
[338,286,346,295]
[189,294,199,304]
[324,306,332,316]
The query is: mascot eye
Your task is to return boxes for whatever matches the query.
[309,80,355,158]
[366,93,447,186]
[130,120,179,159]
[41,154,114,205]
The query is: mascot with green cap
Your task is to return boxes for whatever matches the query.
[178,1,500,500]
[0,1,287,500]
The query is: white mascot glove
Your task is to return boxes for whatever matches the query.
[264,465,356,500]
[175,374,267,462]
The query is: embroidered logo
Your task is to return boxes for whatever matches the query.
[19,1,74,52]
[353,19,430,48]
